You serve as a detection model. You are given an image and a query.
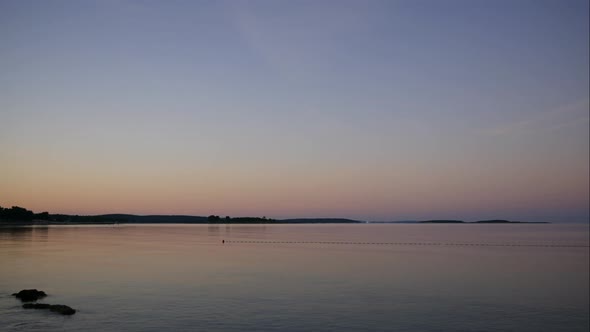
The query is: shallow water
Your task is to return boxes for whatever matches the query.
[0,224,588,331]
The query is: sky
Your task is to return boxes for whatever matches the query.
[0,0,588,222]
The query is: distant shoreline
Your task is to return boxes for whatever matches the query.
[0,205,552,225]
[0,218,550,226]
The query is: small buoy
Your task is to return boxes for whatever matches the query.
[222,239,225,244]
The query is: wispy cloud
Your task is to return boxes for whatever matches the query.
[482,99,590,137]
[228,1,374,81]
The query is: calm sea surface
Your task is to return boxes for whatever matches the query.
[0,224,588,331]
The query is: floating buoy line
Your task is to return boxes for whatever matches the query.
[221,240,589,248]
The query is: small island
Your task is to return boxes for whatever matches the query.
[370,219,549,224]
[420,220,465,224]
[418,219,548,224]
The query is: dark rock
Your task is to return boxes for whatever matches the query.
[23,303,51,309]
[49,305,76,315]
[21,303,76,315]
[12,289,47,302]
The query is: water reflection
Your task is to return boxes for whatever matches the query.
[0,224,588,332]
[207,224,220,235]
[207,224,270,240]
[0,226,48,242]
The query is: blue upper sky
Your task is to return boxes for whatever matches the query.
[1,0,588,222]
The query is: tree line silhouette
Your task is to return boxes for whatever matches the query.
[207,215,276,223]
[0,206,49,221]
[0,205,278,224]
